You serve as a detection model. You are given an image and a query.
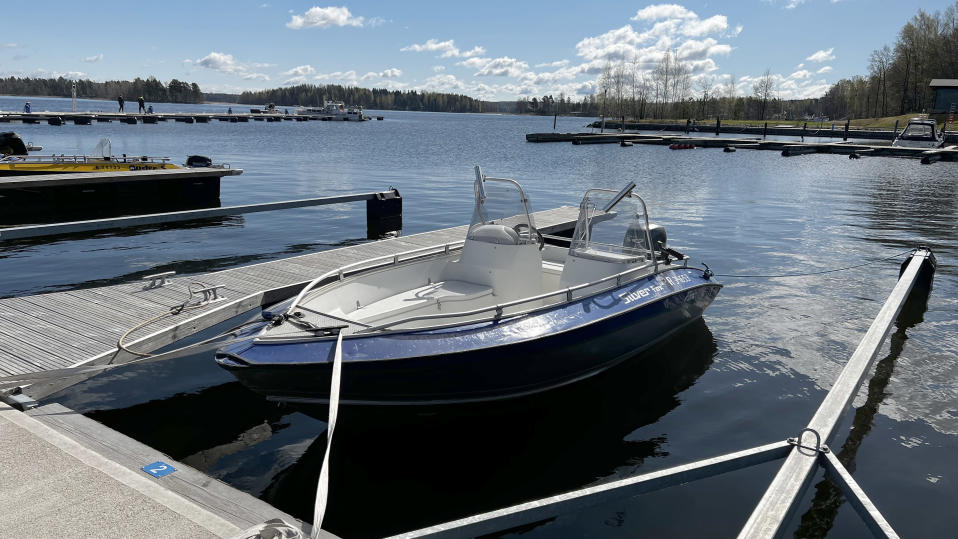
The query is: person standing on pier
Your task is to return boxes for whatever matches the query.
[117,95,125,112]
[138,96,146,113]
[23,102,30,113]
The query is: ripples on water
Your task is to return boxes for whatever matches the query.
[3,95,957,537]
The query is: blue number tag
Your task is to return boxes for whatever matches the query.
[142,461,176,478]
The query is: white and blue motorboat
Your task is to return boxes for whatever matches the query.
[215,167,721,406]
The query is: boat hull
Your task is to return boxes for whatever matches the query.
[216,267,721,406]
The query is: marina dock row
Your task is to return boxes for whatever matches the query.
[0,111,383,125]
[526,132,958,163]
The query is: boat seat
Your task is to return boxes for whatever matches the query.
[469,224,519,245]
[350,280,494,324]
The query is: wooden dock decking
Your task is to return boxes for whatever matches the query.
[0,206,579,399]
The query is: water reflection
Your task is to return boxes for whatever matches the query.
[264,319,716,538]
[793,275,932,538]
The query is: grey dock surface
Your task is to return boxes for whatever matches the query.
[0,206,578,390]
[0,400,309,538]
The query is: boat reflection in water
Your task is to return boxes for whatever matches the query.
[262,318,717,538]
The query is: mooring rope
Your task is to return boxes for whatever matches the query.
[712,248,915,279]
[312,331,344,537]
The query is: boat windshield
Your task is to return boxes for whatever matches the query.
[569,186,654,260]
[467,166,537,245]
[899,122,936,140]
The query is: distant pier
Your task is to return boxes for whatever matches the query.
[0,111,384,125]
[526,132,958,163]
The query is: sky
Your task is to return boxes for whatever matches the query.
[1,0,955,101]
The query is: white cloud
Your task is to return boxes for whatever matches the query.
[401,38,458,56]
[432,65,445,72]
[475,57,529,77]
[806,48,835,62]
[196,52,244,73]
[359,68,403,80]
[82,53,103,63]
[282,64,316,77]
[456,57,492,69]
[817,65,833,74]
[34,68,85,79]
[786,0,806,8]
[314,70,359,83]
[682,15,728,36]
[535,60,569,68]
[243,73,271,81]
[460,46,485,58]
[401,38,484,58]
[286,6,365,29]
[632,4,696,21]
[789,69,812,79]
[421,74,466,92]
[3,43,22,49]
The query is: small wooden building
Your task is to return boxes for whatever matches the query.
[929,79,958,113]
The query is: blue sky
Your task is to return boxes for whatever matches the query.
[1,1,955,100]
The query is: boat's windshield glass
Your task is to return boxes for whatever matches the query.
[569,189,653,260]
[900,122,936,140]
[467,172,537,245]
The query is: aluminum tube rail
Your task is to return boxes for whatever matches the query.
[390,441,792,539]
[738,248,934,538]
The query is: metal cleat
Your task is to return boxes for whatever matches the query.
[143,271,175,289]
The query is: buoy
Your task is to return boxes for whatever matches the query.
[669,143,695,150]
[848,152,860,159]
[724,146,736,152]
[620,140,633,147]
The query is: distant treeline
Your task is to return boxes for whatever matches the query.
[820,2,958,119]
[237,84,484,112]
[0,76,204,104]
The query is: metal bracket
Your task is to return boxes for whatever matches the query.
[143,271,175,289]
[787,428,830,456]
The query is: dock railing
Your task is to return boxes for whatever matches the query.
[384,247,935,539]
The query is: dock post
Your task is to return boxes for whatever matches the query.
[763,122,767,139]
[366,188,402,239]
[686,119,691,134]
[802,122,807,142]
[715,118,721,136]
[893,119,899,138]
[844,120,849,141]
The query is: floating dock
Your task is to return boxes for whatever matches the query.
[0,205,578,537]
[0,167,243,224]
[0,111,382,124]
[526,132,958,163]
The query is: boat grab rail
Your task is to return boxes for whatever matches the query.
[287,240,467,314]
[2,154,174,164]
[360,255,690,334]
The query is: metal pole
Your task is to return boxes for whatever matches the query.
[72,81,77,113]
[738,248,935,538]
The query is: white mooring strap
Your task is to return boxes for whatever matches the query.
[312,331,344,537]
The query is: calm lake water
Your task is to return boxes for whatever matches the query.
[3,95,957,537]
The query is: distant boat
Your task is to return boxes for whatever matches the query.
[295,101,368,121]
[892,117,944,149]
[0,132,220,175]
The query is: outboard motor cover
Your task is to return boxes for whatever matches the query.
[624,222,667,252]
[186,155,213,168]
